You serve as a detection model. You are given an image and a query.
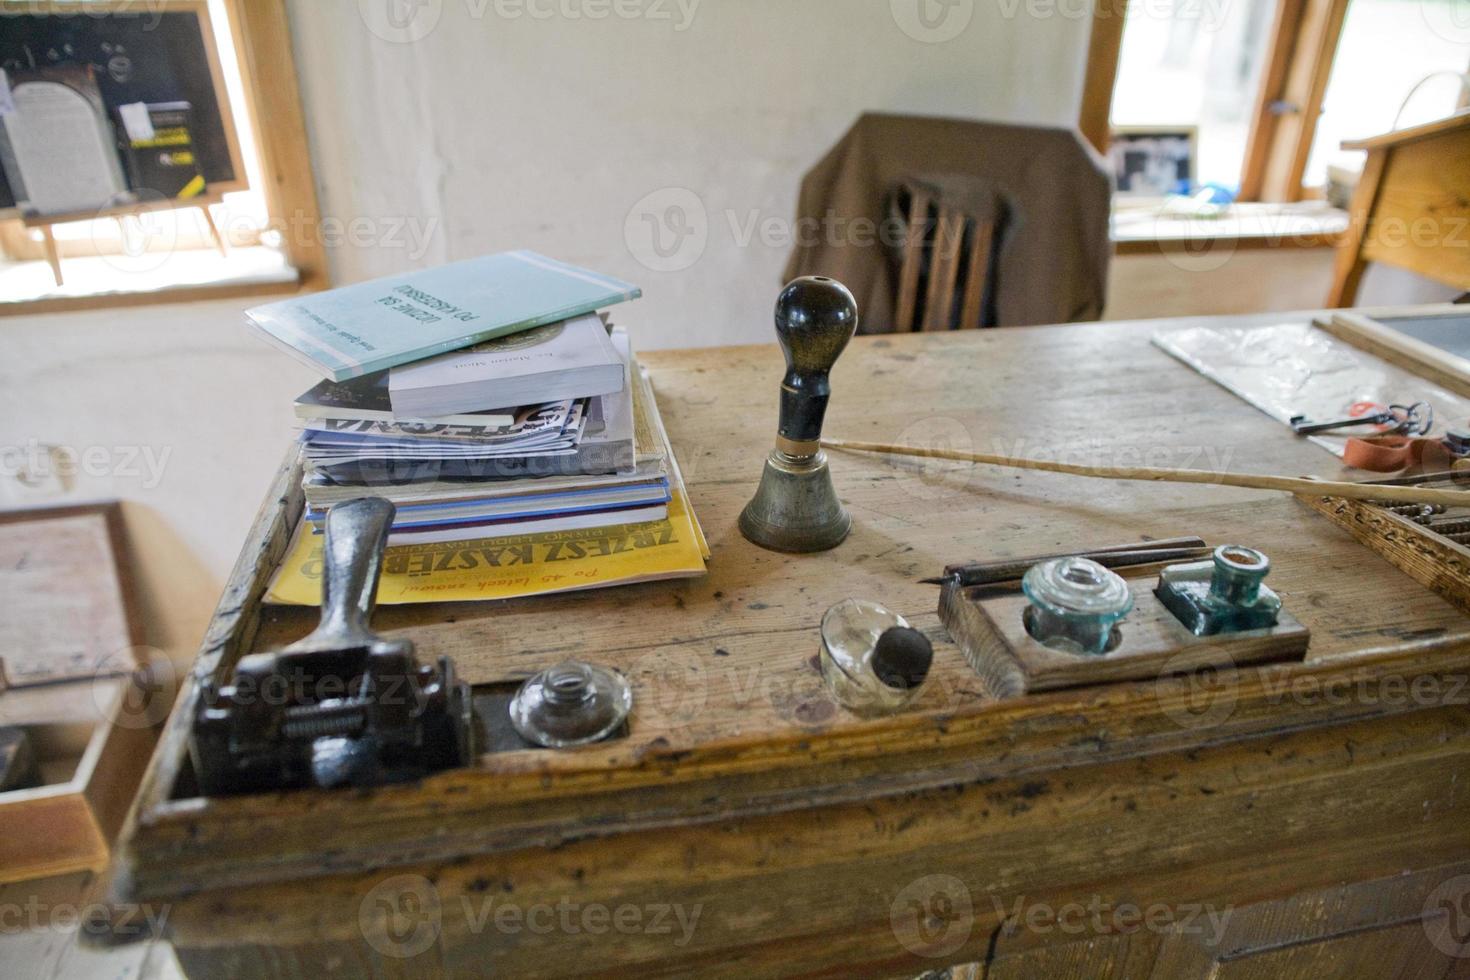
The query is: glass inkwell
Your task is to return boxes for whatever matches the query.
[819,599,934,717]
[1155,545,1281,636]
[509,661,633,748]
[1021,556,1133,656]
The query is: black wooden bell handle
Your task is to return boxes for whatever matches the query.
[774,276,859,457]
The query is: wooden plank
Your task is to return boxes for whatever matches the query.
[1117,231,1341,257]
[0,503,142,689]
[81,684,170,857]
[220,0,328,291]
[1078,0,1128,155]
[893,187,930,333]
[958,220,993,329]
[153,706,1470,976]
[1239,0,1306,202]
[921,208,965,332]
[1342,109,1470,152]
[0,276,300,318]
[1254,0,1349,202]
[1356,127,1470,292]
[1141,861,1470,978]
[19,191,226,230]
[1326,148,1388,307]
[1318,309,1470,397]
[0,793,107,883]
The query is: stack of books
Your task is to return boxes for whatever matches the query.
[245,250,708,605]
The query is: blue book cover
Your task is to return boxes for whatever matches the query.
[245,251,641,381]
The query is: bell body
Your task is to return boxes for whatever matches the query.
[738,450,851,553]
[740,276,859,553]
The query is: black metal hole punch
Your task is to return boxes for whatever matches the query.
[190,499,474,795]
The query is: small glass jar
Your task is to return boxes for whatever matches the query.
[509,661,633,748]
[819,599,934,717]
[1155,545,1281,636]
[1021,556,1133,656]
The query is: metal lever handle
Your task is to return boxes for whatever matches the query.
[774,276,858,455]
[292,497,397,653]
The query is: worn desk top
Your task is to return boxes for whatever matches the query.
[121,313,1470,906]
[257,314,1470,751]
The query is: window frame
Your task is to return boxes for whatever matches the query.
[1079,0,1350,203]
[0,0,326,315]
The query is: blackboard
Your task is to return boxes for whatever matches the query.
[0,2,244,210]
[1378,313,1470,362]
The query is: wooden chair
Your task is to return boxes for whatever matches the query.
[891,181,999,332]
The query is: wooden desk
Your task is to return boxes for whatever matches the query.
[1328,111,1470,306]
[108,315,1470,978]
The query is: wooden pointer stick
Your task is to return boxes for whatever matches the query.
[820,438,1470,509]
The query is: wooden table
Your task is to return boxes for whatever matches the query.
[105,313,1470,978]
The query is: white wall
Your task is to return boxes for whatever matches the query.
[285,0,1095,349]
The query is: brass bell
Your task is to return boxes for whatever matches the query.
[739,276,859,553]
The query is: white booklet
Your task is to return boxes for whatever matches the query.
[389,314,626,417]
[295,371,516,428]
[0,67,129,216]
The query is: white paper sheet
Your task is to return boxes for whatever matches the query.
[1153,320,1470,459]
[1,79,126,215]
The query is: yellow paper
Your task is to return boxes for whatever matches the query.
[265,489,707,606]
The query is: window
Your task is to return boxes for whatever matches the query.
[1304,0,1470,188]
[0,0,324,313]
[1109,0,1277,192]
[1084,0,1470,202]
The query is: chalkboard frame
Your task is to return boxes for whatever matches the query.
[1319,305,1470,402]
[0,0,249,216]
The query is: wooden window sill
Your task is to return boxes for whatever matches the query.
[0,245,303,317]
[1111,201,1349,255]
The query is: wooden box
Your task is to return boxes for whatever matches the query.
[1303,470,1470,617]
[0,503,166,884]
[0,678,164,883]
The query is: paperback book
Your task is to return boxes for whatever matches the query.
[389,313,627,418]
[245,250,641,381]
[295,371,517,429]
[305,330,642,484]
